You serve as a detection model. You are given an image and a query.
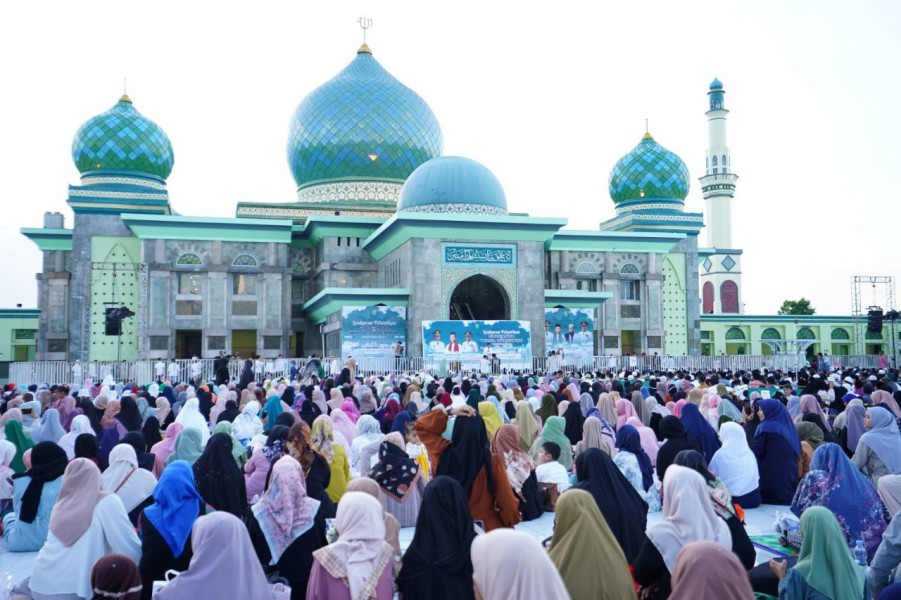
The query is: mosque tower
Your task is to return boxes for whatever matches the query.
[699,78,743,314]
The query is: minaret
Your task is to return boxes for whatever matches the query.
[700,78,738,249]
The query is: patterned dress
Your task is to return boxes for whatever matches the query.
[614,450,661,512]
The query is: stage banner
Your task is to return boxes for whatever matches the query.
[341,306,406,361]
[421,320,532,363]
[543,307,595,357]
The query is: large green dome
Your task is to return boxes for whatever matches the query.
[72,95,174,180]
[609,134,690,207]
[287,46,443,203]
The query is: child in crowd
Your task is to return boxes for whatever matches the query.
[535,441,570,493]
[406,422,431,482]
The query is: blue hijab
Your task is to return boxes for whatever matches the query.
[144,460,204,557]
[615,425,654,492]
[261,395,283,433]
[755,399,801,455]
[390,411,413,437]
[679,403,721,463]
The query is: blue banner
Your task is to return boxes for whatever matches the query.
[341,306,406,361]
[544,307,595,357]
[422,320,532,363]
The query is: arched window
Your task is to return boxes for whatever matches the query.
[722,154,727,165]
[796,327,816,340]
[711,156,718,166]
[620,263,640,275]
[575,261,599,275]
[176,252,203,266]
[831,328,850,340]
[725,327,746,340]
[761,327,781,340]
[702,281,714,314]
[720,281,739,313]
[866,330,883,340]
[232,253,259,268]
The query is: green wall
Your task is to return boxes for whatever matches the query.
[662,253,688,354]
[90,237,141,361]
[0,309,40,383]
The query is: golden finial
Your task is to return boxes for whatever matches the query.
[120,78,132,103]
[357,16,373,53]
[642,118,652,139]
[119,93,132,104]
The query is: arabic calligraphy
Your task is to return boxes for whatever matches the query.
[444,246,514,265]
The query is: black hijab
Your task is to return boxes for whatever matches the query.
[76,398,101,434]
[142,416,162,451]
[282,387,295,408]
[74,432,100,461]
[193,432,247,518]
[238,360,254,390]
[299,399,321,427]
[396,476,476,600]
[12,441,67,523]
[217,400,240,425]
[197,390,213,420]
[562,402,584,445]
[572,448,647,564]
[802,412,837,444]
[121,431,156,472]
[115,397,143,432]
[435,415,494,497]
[275,411,296,428]
[655,415,703,482]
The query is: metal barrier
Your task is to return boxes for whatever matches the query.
[8,354,883,385]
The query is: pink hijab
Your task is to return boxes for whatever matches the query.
[151,423,184,464]
[49,458,111,546]
[331,408,359,445]
[672,399,687,418]
[796,394,832,431]
[627,416,660,466]
[615,398,637,430]
[250,456,318,564]
[341,399,361,424]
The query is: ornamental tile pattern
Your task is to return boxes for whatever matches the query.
[287,52,443,188]
[72,99,174,179]
[440,268,517,320]
[721,255,736,271]
[297,181,403,203]
[703,258,713,272]
[401,203,507,215]
[80,175,167,190]
[609,137,690,204]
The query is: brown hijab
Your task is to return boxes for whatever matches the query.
[49,458,110,546]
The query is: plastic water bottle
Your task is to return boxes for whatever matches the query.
[853,539,868,567]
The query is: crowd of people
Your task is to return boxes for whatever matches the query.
[1,360,901,599]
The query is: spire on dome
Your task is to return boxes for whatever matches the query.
[357,16,373,54]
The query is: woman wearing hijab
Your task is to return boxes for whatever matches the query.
[285,422,336,519]
[30,408,66,445]
[242,424,287,502]
[346,478,402,577]
[791,443,888,559]
[140,416,162,454]
[572,448,647,563]
[470,528,570,600]
[549,489,635,600]
[261,394,284,434]
[4,419,33,474]
[614,424,661,512]
[311,415,350,503]
[370,431,425,527]
[535,393,557,426]
[155,511,271,600]
[91,554,143,600]
[193,432,248,518]
[28,459,141,600]
[529,415,573,470]
[477,401,504,438]
[751,399,801,505]
[512,401,539,453]
[673,450,740,522]
[679,403,721,463]
[396,476,476,599]
[212,420,248,468]
[75,433,101,466]
[351,415,382,475]
[852,406,901,487]
[795,394,832,431]
[490,424,542,521]
[2,442,67,551]
[307,492,395,600]
[669,541,755,600]
[246,456,327,599]
[768,506,870,599]
[121,431,164,477]
[614,398,638,430]
[415,408,521,532]
[138,461,204,600]
[114,396,145,437]
[574,415,616,460]
[631,389,652,427]
[634,465,754,599]
[836,400,866,457]
[165,427,204,466]
[626,416,659,466]
[232,399,263,442]
[149,422,182,465]
[237,359,255,390]
[709,421,761,508]
[561,401,584,446]
[103,444,158,526]
[331,408,359,450]
[174,397,210,445]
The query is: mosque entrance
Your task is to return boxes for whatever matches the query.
[449,275,510,321]
[175,330,202,359]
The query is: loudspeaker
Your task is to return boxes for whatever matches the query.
[868,309,884,334]
[104,308,122,336]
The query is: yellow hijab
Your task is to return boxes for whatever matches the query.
[478,401,504,438]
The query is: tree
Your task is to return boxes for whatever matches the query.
[778,298,816,315]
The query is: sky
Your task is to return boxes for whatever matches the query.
[0,0,898,315]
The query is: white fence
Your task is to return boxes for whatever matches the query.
[8,354,883,385]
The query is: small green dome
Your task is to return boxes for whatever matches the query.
[608,134,690,206]
[710,77,723,90]
[72,95,174,180]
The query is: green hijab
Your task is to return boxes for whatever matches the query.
[466,388,481,410]
[166,427,204,466]
[5,420,34,474]
[535,393,558,425]
[213,421,248,467]
[793,506,865,600]
[535,416,573,470]
[794,421,825,450]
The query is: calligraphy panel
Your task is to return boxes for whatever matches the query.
[441,243,517,269]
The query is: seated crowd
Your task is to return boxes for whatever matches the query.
[1,360,901,599]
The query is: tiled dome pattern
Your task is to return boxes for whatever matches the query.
[609,136,690,205]
[287,50,443,191]
[72,97,174,180]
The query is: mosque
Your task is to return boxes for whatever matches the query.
[16,39,886,367]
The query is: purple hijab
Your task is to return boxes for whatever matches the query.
[755,399,801,455]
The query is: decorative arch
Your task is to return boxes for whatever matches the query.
[702,282,714,314]
[620,263,640,275]
[761,327,781,340]
[574,260,599,275]
[725,327,746,340]
[831,328,850,340]
[796,327,816,340]
[866,330,884,340]
[176,252,203,267]
[448,274,510,321]
[232,253,259,268]
[611,252,647,275]
[720,280,739,313]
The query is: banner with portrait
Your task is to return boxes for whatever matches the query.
[543,307,595,357]
[341,306,406,361]
[421,320,532,365]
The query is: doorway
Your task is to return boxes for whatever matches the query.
[621,330,640,355]
[449,275,509,320]
[176,330,202,359]
[232,330,257,359]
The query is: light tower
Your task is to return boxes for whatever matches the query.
[698,78,743,315]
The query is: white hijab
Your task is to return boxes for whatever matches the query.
[101,444,158,512]
[231,400,262,441]
[708,422,760,497]
[175,398,210,445]
[471,529,570,600]
[58,415,96,460]
[646,465,732,571]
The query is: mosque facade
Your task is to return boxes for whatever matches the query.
[19,43,890,366]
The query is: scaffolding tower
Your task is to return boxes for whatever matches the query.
[851,276,896,355]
